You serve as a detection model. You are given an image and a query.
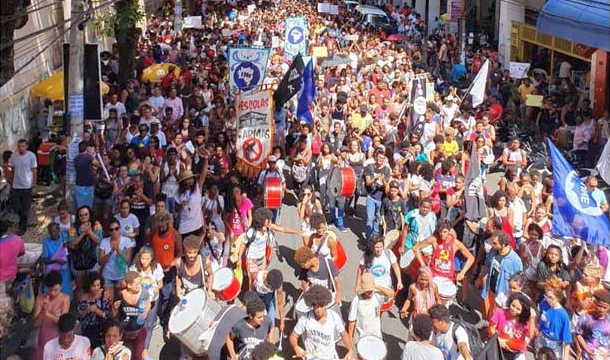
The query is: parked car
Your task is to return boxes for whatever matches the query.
[355,5,394,32]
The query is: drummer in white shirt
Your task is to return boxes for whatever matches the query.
[257,155,286,223]
[355,236,403,306]
[289,285,354,360]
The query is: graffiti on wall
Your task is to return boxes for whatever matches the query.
[0,95,30,151]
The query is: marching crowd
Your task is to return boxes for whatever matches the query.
[1,0,610,359]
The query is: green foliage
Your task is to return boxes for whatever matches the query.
[92,0,144,37]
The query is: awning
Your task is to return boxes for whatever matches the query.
[536,0,610,52]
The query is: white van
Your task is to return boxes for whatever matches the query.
[355,5,394,32]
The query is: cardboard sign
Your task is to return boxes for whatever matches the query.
[509,62,531,79]
[236,90,274,168]
[526,94,544,107]
[183,16,203,29]
[312,46,328,58]
[271,36,281,48]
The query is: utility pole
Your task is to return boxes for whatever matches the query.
[65,0,85,203]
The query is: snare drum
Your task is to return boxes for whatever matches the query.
[327,167,357,198]
[212,267,241,301]
[264,177,283,209]
[433,277,457,306]
[356,335,387,360]
[334,241,347,271]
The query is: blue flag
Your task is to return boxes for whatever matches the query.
[297,60,316,125]
[548,139,610,246]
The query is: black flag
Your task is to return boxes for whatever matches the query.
[273,53,305,109]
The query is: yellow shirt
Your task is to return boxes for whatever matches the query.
[517,84,535,102]
[350,112,373,132]
[440,140,459,157]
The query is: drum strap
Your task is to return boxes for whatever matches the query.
[324,257,336,293]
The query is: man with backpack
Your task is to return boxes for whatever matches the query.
[429,304,479,360]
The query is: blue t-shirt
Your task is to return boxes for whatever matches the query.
[538,299,573,343]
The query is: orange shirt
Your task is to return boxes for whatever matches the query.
[151,227,178,270]
[37,141,54,166]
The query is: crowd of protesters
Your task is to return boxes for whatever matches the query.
[1,0,610,359]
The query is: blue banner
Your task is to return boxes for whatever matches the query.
[228,46,271,93]
[549,139,610,246]
[297,60,316,125]
[284,17,308,58]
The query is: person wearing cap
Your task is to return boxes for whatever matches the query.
[174,147,209,237]
[43,313,91,360]
[348,272,383,342]
[289,285,353,360]
[575,288,610,359]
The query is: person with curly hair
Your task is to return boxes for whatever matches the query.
[294,246,342,306]
[289,285,353,360]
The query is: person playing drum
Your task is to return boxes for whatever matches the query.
[175,235,215,300]
[411,221,475,283]
[348,273,382,342]
[225,297,274,360]
[234,208,300,291]
[257,155,286,223]
[355,236,403,307]
[294,247,342,307]
[289,285,354,360]
[304,214,341,267]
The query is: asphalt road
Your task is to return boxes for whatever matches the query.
[149,171,527,359]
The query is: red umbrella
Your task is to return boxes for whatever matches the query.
[386,34,405,41]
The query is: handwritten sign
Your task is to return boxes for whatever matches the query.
[183,16,202,29]
[526,94,544,107]
[236,90,274,168]
[317,3,339,14]
[312,46,328,58]
[509,62,531,79]
[346,34,359,41]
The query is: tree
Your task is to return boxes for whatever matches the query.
[0,0,30,87]
[95,0,143,87]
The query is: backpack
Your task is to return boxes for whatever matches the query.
[451,313,485,358]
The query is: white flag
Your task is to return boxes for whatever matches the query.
[469,59,489,108]
[597,138,610,184]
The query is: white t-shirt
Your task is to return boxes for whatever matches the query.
[99,236,135,281]
[129,263,164,302]
[293,309,345,360]
[43,335,91,360]
[348,295,381,337]
[401,341,444,360]
[175,184,204,234]
[10,151,37,189]
[433,322,470,360]
[359,250,397,289]
[509,198,527,238]
[115,213,140,239]
[245,228,274,260]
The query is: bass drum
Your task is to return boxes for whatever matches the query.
[264,177,283,209]
[326,166,356,199]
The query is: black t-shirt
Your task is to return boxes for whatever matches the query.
[305,255,339,292]
[230,317,273,357]
[74,153,95,186]
[382,197,408,231]
[364,164,390,200]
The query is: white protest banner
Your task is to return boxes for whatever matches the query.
[236,90,274,171]
[509,62,531,79]
[318,3,339,14]
[228,47,271,93]
[182,16,203,29]
[247,4,256,14]
[284,17,309,57]
[346,34,359,41]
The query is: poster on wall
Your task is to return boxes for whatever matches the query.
[236,90,275,178]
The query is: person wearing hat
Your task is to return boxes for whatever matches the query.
[347,273,383,342]
[174,148,209,237]
[43,313,91,360]
[289,285,353,360]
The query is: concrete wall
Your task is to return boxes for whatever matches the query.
[497,0,524,66]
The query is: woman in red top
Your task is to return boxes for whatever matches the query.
[411,221,475,282]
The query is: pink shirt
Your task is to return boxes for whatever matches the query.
[228,197,253,236]
[491,308,529,352]
[0,235,25,281]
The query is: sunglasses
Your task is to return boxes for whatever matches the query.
[110,226,120,231]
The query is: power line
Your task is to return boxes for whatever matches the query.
[0,1,62,24]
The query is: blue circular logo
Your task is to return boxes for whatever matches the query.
[288,27,304,44]
[233,61,260,91]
